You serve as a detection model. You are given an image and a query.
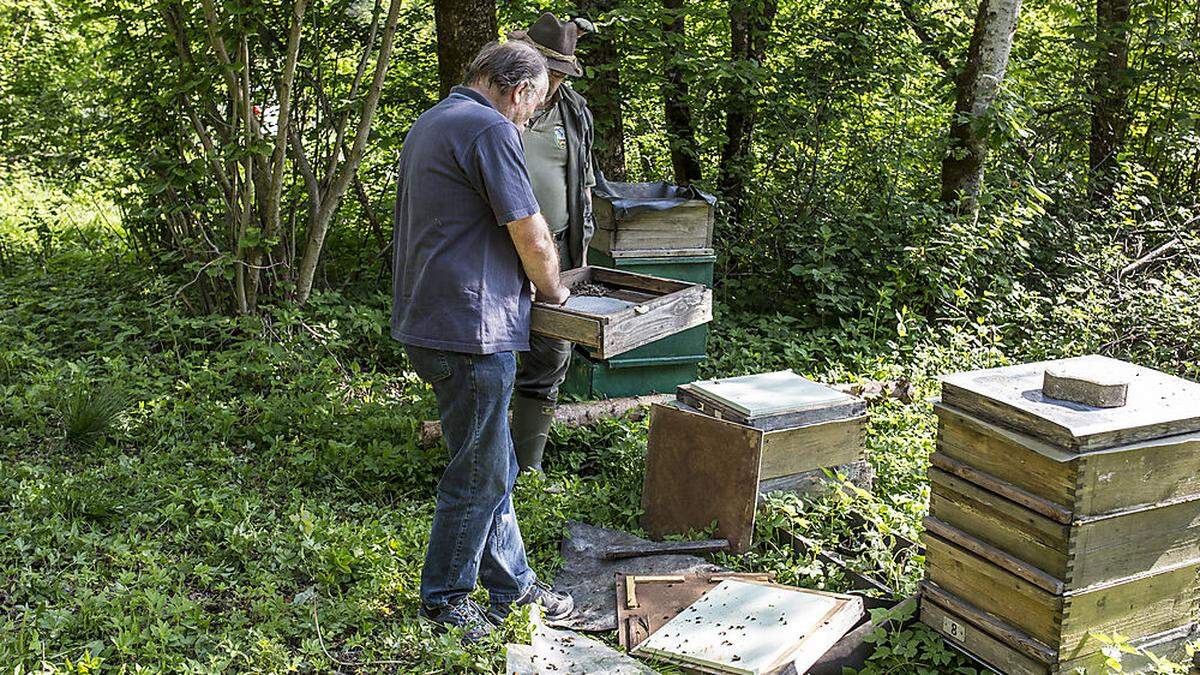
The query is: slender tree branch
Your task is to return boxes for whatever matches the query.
[896,0,955,74]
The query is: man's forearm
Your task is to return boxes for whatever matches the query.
[507,213,569,303]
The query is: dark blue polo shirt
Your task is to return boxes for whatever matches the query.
[391,86,541,354]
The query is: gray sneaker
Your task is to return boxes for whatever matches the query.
[488,581,574,624]
[419,598,494,644]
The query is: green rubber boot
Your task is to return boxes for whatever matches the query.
[512,395,555,473]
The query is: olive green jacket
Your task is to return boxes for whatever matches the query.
[555,83,596,269]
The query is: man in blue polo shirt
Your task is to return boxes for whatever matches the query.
[392,40,574,642]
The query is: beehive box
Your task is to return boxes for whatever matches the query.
[922,356,1200,673]
[590,188,714,258]
[530,266,712,360]
[642,371,867,552]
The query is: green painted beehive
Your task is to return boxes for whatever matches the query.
[560,248,715,399]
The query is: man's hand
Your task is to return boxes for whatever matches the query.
[507,212,570,304]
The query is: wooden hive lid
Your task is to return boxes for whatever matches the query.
[940,355,1200,452]
[677,370,865,430]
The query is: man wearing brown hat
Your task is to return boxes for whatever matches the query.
[508,12,599,473]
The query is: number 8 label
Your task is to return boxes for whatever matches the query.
[943,616,966,641]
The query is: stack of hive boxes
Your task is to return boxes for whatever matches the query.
[921,355,1200,674]
[563,184,715,398]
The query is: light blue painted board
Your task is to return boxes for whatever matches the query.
[686,370,856,418]
[632,580,863,674]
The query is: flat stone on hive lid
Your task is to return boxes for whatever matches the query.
[1043,362,1130,408]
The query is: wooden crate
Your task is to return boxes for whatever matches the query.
[530,266,712,360]
[590,194,714,257]
[642,395,866,552]
[921,584,1199,674]
[940,355,1200,452]
[934,402,1200,516]
[928,462,1200,589]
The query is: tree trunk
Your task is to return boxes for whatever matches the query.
[938,0,1022,221]
[433,0,497,99]
[718,0,778,226]
[1087,0,1131,205]
[577,0,627,180]
[661,0,702,184]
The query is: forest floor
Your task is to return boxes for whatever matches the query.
[0,249,984,674]
[2,239,1189,673]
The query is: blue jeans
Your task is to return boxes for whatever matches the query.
[405,344,537,607]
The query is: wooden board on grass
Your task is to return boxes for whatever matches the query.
[631,579,863,675]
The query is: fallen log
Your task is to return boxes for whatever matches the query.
[829,379,913,404]
[417,380,912,447]
[418,393,674,447]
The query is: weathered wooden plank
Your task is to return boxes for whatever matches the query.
[604,246,715,260]
[560,266,593,286]
[1067,498,1200,589]
[528,305,603,348]
[589,266,693,295]
[930,453,1075,525]
[1076,431,1200,514]
[1059,561,1200,659]
[758,415,865,480]
[588,218,614,255]
[921,593,1050,675]
[923,532,1063,645]
[603,538,730,560]
[921,581,1058,665]
[935,403,1077,508]
[592,197,714,253]
[940,356,1200,452]
[598,286,711,359]
[929,468,1071,579]
[924,516,1065,594]
[642,402,763,553]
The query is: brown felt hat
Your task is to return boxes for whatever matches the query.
[508,12,592,78]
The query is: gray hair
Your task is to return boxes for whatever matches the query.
[463,41,548,94]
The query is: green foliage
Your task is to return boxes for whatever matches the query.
[2,0,1199,670]
[858,606,977,675]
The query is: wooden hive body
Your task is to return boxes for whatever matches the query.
[923,358,1200,673]
[530,266,712,360]
[642,373,867,553]
[591,195,714,257]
